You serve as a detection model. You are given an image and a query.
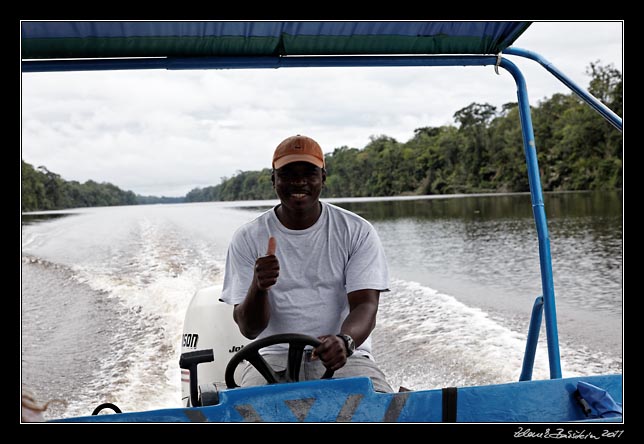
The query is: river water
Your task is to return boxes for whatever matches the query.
[21,191,622,420]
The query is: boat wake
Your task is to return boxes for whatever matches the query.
[374,280,621,392]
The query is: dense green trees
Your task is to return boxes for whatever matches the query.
[190,62,621,202]
[21,162,187,211]
[21,161,138,212]
[528,66,622,192]
[23,62,622,210]
[185,168,276,203]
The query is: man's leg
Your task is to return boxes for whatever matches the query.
[304,354,393,393]
[240,353,288,387]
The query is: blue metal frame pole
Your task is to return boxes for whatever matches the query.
[520,296,544,381]
[22,55,499,72]
[503,47,622,131]
[500,57,562,379]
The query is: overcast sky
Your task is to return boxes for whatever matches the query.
[21,21,623,197]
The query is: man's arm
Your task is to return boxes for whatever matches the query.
[340,289,379,346]
[232,237,278,339]
[313,289,380,371]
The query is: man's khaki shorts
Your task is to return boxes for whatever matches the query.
[240,351,393,393]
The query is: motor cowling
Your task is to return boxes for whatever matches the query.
[180,284,250,406]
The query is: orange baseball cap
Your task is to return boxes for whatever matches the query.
[272,135,325,169]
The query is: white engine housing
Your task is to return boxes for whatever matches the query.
[180,284,250,406]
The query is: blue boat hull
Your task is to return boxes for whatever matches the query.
[52,374,621,423]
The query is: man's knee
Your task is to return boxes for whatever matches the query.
[240,354,288,387]
[336,355,393,393]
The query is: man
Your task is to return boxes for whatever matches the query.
[221,134,393,393]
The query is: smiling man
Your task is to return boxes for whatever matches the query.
[221,135,393,392]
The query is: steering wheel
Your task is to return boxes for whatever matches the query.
[225,333,335,388]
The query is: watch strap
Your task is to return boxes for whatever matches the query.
[337,334,355,356]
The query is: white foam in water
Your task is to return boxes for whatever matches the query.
[21,231,39,249]
[375,280,612,392]
[69,217,226,414]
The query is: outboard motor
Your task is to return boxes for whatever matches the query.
[180,284,250,407]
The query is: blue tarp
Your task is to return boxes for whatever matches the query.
[577,381,623,419]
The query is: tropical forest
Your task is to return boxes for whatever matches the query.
[22,63,622,212]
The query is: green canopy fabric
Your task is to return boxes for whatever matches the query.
[22,21,531,60]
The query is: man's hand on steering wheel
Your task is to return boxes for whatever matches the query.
[311,335,349,372]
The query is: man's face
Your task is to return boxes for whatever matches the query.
[272,161,326,212]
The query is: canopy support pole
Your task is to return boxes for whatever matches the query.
[500,57,562,379]
[520,296,544,381]
[503,47,622,131]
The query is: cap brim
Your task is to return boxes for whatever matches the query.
[273,154,324,169]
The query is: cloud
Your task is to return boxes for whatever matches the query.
[21,21,622,197]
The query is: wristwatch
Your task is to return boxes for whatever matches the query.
[337,334,356,356]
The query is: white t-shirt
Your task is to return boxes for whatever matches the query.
[220,202,389,356]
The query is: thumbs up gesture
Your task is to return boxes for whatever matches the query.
[254,236,280,291]
[266,237,276,256]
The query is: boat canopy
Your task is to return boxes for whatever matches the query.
[21,21,531,60]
